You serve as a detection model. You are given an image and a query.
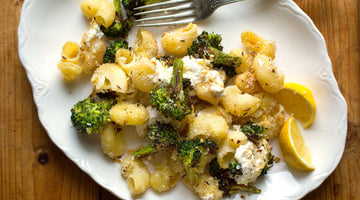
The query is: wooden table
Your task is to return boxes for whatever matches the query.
[1,0,359,199]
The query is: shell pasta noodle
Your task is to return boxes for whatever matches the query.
[59,1,300,198]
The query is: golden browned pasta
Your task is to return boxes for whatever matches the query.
[241,31,276,59]
[130,57,157,93]
[120,157,150,196]
[253,54,284,93]
[81,0,115,28]
[234,71,262,94]
[227,126,248,149]
[100,123,126,159]
[80,0,99,19]
[61,41,80,63]
[57,61,82,81]
[183,173,223,200]
[91,63,128,93]
[133,29,158,59]
[110,101,149,125]
[161,23,198,56]
[221,86,261,117]
[188,113,228,143]
[79,37,106,73]
[150,165,179,192]
[217,135,236,169]
[195,83,219,105]
[115,49,135,75]
[197,105,233,125]
[229,48,254,73]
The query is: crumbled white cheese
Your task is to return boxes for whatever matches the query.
[234,139,272,185]
[146,106,171,124]
[152,59,172,85]
[182,56,209,87]
[203,70,226,97]
[83,21,104,46]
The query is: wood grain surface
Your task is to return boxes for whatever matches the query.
[1,0,359,199]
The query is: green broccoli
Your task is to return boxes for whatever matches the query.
[149,58,193,120]
[100,0,133,38]
[261,152,274,176]
[103,39,129,63]
[70,93,116,135]
[132,122,179,158]
[241,121,266,144]
[188,31,242,80]
[187,31,223,58]
[209,159,261,196]
[177,139,217,183]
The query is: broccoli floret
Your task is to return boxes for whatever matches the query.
[207,47,242,79]
[149,58,193,120]
[100,0,133,38]
[241,121,266,144]
[70,94,116,135]
[187,31,223,58]
[103,39,129,63]
[188,31,241,80]
[132,122,179,158]
[209,159,261,196]
[177,139,217,183]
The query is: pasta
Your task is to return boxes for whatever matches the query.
[133,29,158,59]
[100,123,127,159]
[150,165,179,192]
[110,101,149,125]
[129,57,157,93]
[120,157,150,195]
[253,54,285,93]
[188,113,228,143]
[221,85,261,117]
[81,0,115,28]
[59,4,296,197]
[161,23,198,56]
[91,63,128,93]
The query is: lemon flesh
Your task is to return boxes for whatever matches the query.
[275,82,316,128]
[279,116,315,171]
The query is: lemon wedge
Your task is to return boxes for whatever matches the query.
[279,115,315,171]
[275,82,316,128]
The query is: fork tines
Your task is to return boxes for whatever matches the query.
[134,0,196,27]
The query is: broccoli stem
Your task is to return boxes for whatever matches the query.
[227,184,261,195]
[131,143,158,158]
[171,58,184,95]
[208,47,242,68]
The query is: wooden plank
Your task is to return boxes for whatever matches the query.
[0,0,99,199]
[0,0,358,200]
[293,0,360,199]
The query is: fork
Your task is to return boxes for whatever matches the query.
[134,0,244,27]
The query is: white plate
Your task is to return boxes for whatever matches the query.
[18,0,347,199]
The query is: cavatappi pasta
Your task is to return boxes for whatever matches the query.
[58,1,290,198]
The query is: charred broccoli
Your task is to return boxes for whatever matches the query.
[209,159,261,196]
[188,31,242,79]
[241,121,266,144]
[103,39,129,63]
[261,152,274,176]
[132,122,179,158]
[149,58,193,120]
[177,139,217,183]
[70,94,116,135]
[100,0,132,38]
[187,31,223,58]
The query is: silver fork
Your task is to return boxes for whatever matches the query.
[134,0,244,27]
